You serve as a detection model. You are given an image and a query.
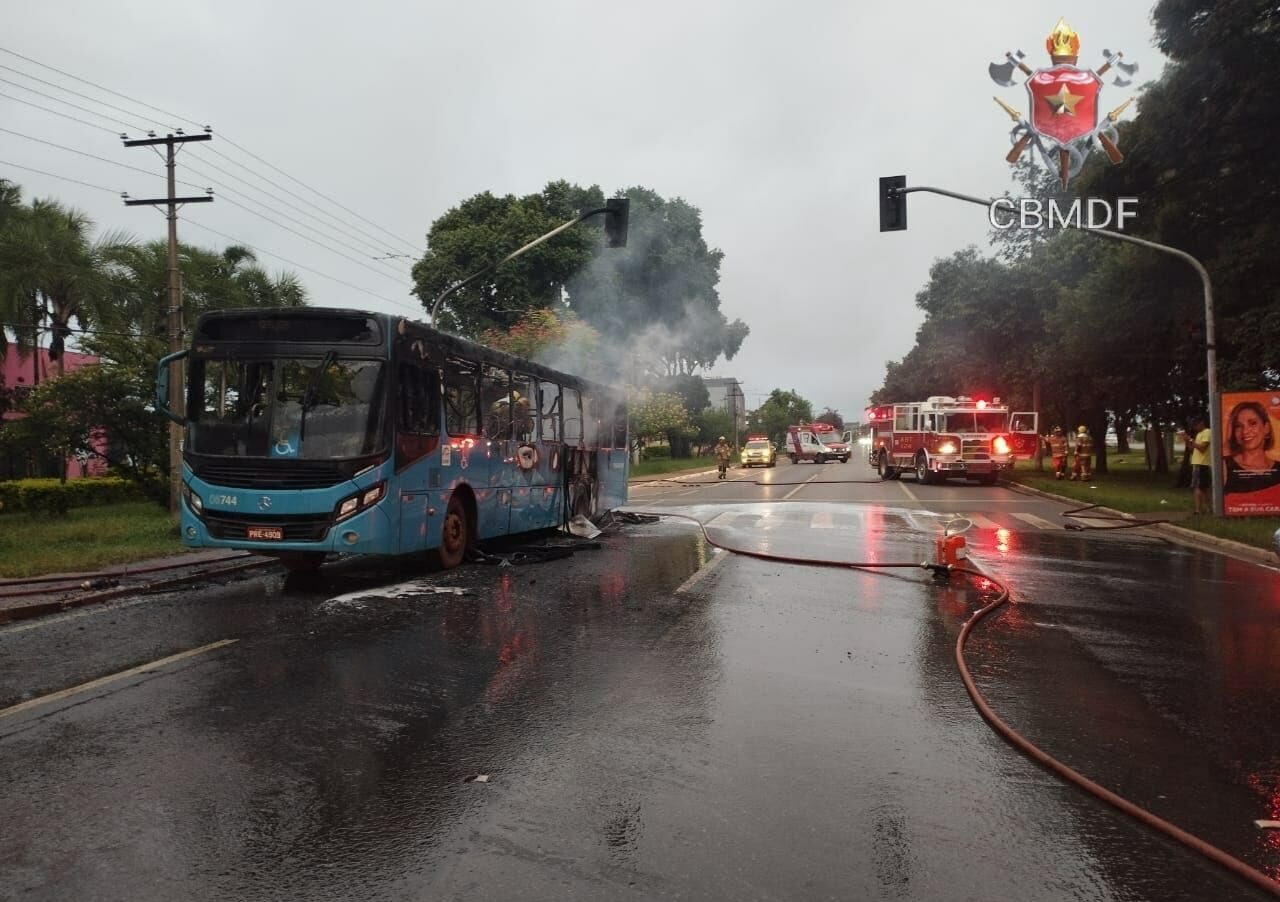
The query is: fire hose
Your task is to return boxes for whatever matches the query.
[625,508,1280,898]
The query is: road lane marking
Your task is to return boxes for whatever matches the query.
[1011,512,1060,530]
[781,468,824,500]
[675,551,729,595]
[897,480,920,502]
[957,513,1001,529]
[0,638,238,720]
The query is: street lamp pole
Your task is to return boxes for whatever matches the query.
[430,198,629,328]
[885,182,1221,515]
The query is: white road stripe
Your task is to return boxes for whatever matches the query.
[781,468,824,501]
[1011,512,1061,530]
[675,551,729,595]
[897,480,919,502]
[961,513,1002,529]
[0,639,239,720]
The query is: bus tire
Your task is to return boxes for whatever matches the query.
[915,453,935,485]
[434,494,470,571]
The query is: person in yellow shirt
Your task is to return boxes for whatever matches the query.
[1184,417,1212,515]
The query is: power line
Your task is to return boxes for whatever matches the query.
[0,90,121,135]
[0,126,161,180]
[183,218,421,314]
[201,146,420,258]
[0,48,195,129]
[218,135,424,255]
[215,193,412,288]
[0,46,424,255]
[182,153,411,263]
[0,73,149,132]
[0,158,119,194]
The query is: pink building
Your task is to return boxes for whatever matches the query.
[2,346,107,480]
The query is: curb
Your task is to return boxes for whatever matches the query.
[629,467,719,484]
[1002,479,1280,570]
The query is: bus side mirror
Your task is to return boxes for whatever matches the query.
[156,349,189,425]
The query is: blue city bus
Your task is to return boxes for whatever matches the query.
[157,308,629,571]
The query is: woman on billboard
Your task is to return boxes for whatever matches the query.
[1223,400,1280,495]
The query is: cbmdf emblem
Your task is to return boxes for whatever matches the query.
[989,18,1138,188]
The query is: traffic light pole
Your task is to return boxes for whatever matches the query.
[884,182,1221,516]
[431,198,629,328]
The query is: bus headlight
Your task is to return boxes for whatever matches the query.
[335,481,386,522]
[184,484,203,516]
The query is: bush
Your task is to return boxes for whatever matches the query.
[0,477,148,516]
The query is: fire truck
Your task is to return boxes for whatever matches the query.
[786,422,852,464]
[864,396,1037,485]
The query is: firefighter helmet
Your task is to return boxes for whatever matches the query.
[1077,425,1087,434]
[1052,426,1063,435]
[718,436,726,441]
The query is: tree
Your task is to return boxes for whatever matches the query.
[0,197,127,375]
[1,364,166,496]
[411,182,604,335]
[753,389,814,447]
[814,408,844,430]
[694,408,736,456]
[628,389,694,457]
[567,186,747,375]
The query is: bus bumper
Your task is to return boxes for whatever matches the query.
[180,496,396,556]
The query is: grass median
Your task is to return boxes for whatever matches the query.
[1005,453,1280,552]
[0,502,183,578]
[630,457,717,480]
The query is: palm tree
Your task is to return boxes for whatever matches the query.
[0,198,131,377]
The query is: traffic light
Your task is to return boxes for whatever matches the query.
[604,197,630,247]
[879,175,907,232]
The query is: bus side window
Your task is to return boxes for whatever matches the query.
[397,363,439,435]
[396,363,439,463]
[512,374,537,443]
[539,381,561,443]
[582,395,599,447]
[612,400,628,449]
[481,366,511,441]
[444,361,478,436]
[563,388,582,446]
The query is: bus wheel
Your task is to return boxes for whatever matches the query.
[434,495,469,570]
[279,552,325,573]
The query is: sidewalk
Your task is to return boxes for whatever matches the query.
[0,549,273,625]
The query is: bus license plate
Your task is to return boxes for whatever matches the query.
[247,526,283,541]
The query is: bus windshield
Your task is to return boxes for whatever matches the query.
[189,356,387,459]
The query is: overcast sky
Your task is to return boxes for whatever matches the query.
[4,1,1165,418]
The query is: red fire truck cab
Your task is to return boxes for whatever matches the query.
[864,396,1037,485]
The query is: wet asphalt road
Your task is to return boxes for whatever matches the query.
[2,459,1280,900]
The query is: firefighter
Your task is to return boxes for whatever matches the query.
[1043,426,1069,479]
[1071,425,1094,481]
[714,436,733,479]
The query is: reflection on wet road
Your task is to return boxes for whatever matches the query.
[2,499,1278,900]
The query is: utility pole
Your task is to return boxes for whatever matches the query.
[123,130,213,514]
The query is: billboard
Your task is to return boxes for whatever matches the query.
[1220,391,1280,517]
